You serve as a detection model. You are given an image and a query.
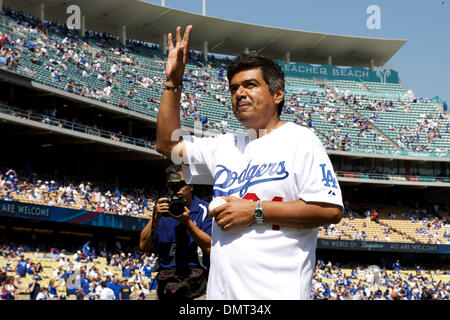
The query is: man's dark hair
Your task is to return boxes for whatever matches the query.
[227,53,285,116]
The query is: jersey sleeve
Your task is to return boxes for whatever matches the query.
[294,132,343,209]
[181,134,219,185]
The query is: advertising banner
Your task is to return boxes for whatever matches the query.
[0,200,148,231]
[317,239,449,254]
[278,60,399,84]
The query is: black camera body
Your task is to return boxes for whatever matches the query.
[165,195,187,217]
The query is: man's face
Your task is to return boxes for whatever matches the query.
[229,68,283,129]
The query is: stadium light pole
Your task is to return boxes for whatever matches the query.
[39,3,45,21]
[161,0,165,7]
[202,0,207,61]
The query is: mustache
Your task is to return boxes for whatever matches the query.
[235,98,252,107]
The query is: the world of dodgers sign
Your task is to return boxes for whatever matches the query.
[277,60,399,84]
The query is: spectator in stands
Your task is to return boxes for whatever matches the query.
[1,276,17,299]
[140,259,154,279]
[14,252,27,278]
[99,280,115,300]
[138,291,146,300]
[139,164,212,300]
[82,241,91,259]
[370,209,378,222]
[49,248,59,259]
[47,279,61,299]
[119,279,132,300]
[121,259,132,279]
[76,270,91,297]
[26,261,37,277]
[33,248,44,259]
[36,287,50,300]
[119,98,128,107]
[63,266,80,297]
[75,291,84,300]
[393,260,401,274]
[108,276,122,300]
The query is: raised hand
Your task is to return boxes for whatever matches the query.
[165,25,193,87]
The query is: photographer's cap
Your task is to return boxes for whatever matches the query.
[168,173,182,183]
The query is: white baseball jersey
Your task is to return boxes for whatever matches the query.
[182,122,343,300]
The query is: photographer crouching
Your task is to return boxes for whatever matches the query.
[139,165,212,300]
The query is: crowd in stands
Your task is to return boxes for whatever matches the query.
[0,240,447,300]
[331,200,450,245]
[0,166,213,220]
[283,89,390,151]
[395,113,447,153]
[320,209,404,243]
[311,259,449,300]
[2,7,449,156]
[404,206,450,244]
[0,241,158,300]
[0,167,163,218]
[2,162,448,244]
[343,93,449,153]
[0,7,224,128]
[348,95,403,113]
[0,39,21,69]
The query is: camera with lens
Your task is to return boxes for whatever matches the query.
[165,195,187,217]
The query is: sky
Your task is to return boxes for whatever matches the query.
[143,0,449,103]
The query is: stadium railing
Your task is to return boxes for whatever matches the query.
[0,103,155,150]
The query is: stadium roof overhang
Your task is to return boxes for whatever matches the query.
[5,0,407,67]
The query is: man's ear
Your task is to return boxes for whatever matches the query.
[273,87,284,106]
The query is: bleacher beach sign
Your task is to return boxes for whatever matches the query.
[278,60,399,84]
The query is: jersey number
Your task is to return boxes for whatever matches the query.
[243,193,282,231]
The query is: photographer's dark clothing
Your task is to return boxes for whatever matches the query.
[155,196,212,271]
[154,196,211,299]
[156,267,207,300]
